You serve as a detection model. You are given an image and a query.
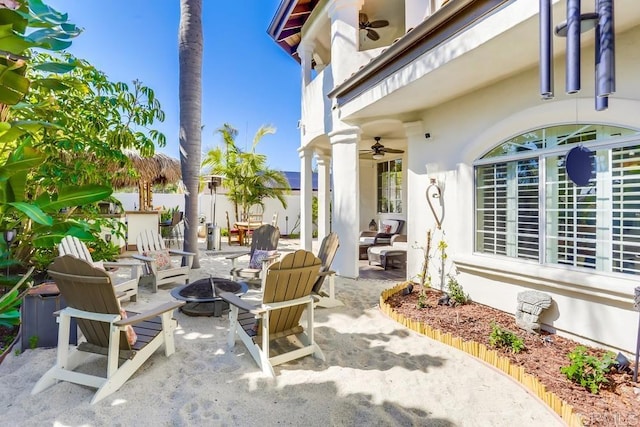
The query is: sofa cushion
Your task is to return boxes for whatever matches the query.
[392,241,408,250]
[359,236,377,245]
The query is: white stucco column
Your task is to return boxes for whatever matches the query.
[298,147,314,251]
[298,41,315,87]
[329,127,360,278]
[327,0,364,85]
[316,153,331,239]
[403,120,425,279]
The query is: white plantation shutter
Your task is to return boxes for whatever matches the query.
[612,145,640,274]
[474,124,640,276]
[476,160,539,260]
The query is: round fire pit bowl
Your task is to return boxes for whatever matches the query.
[170,277,248,317]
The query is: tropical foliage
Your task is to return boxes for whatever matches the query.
[0,0,169,341]
[202,123,290,221]
[0,1,165,276]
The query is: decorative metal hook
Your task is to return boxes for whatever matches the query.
[426,178,444,229]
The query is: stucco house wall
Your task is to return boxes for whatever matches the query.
[269,0,640,352]
[404,25,640,352]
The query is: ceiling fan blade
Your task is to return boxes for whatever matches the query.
[368,19,389,28]
[382,148,404,154]
[366,29,380,41]
[359,13,369,23]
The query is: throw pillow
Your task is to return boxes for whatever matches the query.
[249,249,277,269]
[119,308,138,346]
[143,249,173,271]
[380,220,400,234]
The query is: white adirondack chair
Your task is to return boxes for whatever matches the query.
[132,229,195,292]
[58,235,141,302]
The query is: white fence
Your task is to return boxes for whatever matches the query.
[112,192,312,236]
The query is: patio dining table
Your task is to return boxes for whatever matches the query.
[234,221,263,245]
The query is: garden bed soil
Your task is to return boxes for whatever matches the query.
[385,285,640,426]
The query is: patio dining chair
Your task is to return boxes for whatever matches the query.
[160,210,183,247]
[226,211,242,245]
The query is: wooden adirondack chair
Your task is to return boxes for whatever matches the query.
[32,255,184,404]
[132,229,195,292]
[312,232,342,308]
[227,224,280,287]
[58,235,141,302]
[220,250,324,377]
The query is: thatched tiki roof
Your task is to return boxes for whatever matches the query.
[113,152,182,211]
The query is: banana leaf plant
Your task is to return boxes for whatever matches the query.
[0,0,80,106]
[0,140,113,270]
[0,266,33,328]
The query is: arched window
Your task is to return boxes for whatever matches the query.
[474,123,640,275]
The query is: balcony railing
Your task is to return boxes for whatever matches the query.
[301,64,332,144]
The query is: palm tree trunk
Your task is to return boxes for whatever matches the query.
[178,0,203,268]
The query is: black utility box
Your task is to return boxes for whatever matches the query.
[20,282,77,351]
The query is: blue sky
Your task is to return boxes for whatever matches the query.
[46,0,302,172]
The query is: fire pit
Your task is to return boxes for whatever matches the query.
[170,277,248,317]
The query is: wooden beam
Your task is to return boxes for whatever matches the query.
[291,3,312,16]
[282,16,305,30]
[278,28,300,40]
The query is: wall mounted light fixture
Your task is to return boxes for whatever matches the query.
[426,178,444,229]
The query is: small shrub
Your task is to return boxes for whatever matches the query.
[29,335,38,349]
[447,275,468,305]
[417,292,428,309]
[31,247,57,273]
[489,322,525,353]
[87,239,121,262]
[560,346,615,394]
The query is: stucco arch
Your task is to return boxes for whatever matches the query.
[305,133,332,157]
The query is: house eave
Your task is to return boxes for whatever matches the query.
[268,0,319,62]
[327,0,510,105]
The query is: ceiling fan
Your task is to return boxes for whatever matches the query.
[360,137,404,160]
[359,13,389,41]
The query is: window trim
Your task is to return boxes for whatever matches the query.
[377,158,403,214]
[454,252,636,305]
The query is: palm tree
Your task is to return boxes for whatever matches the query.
[178,0,203,268]
[202,124,290,221]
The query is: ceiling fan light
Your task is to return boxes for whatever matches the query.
[372,153,384,160]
